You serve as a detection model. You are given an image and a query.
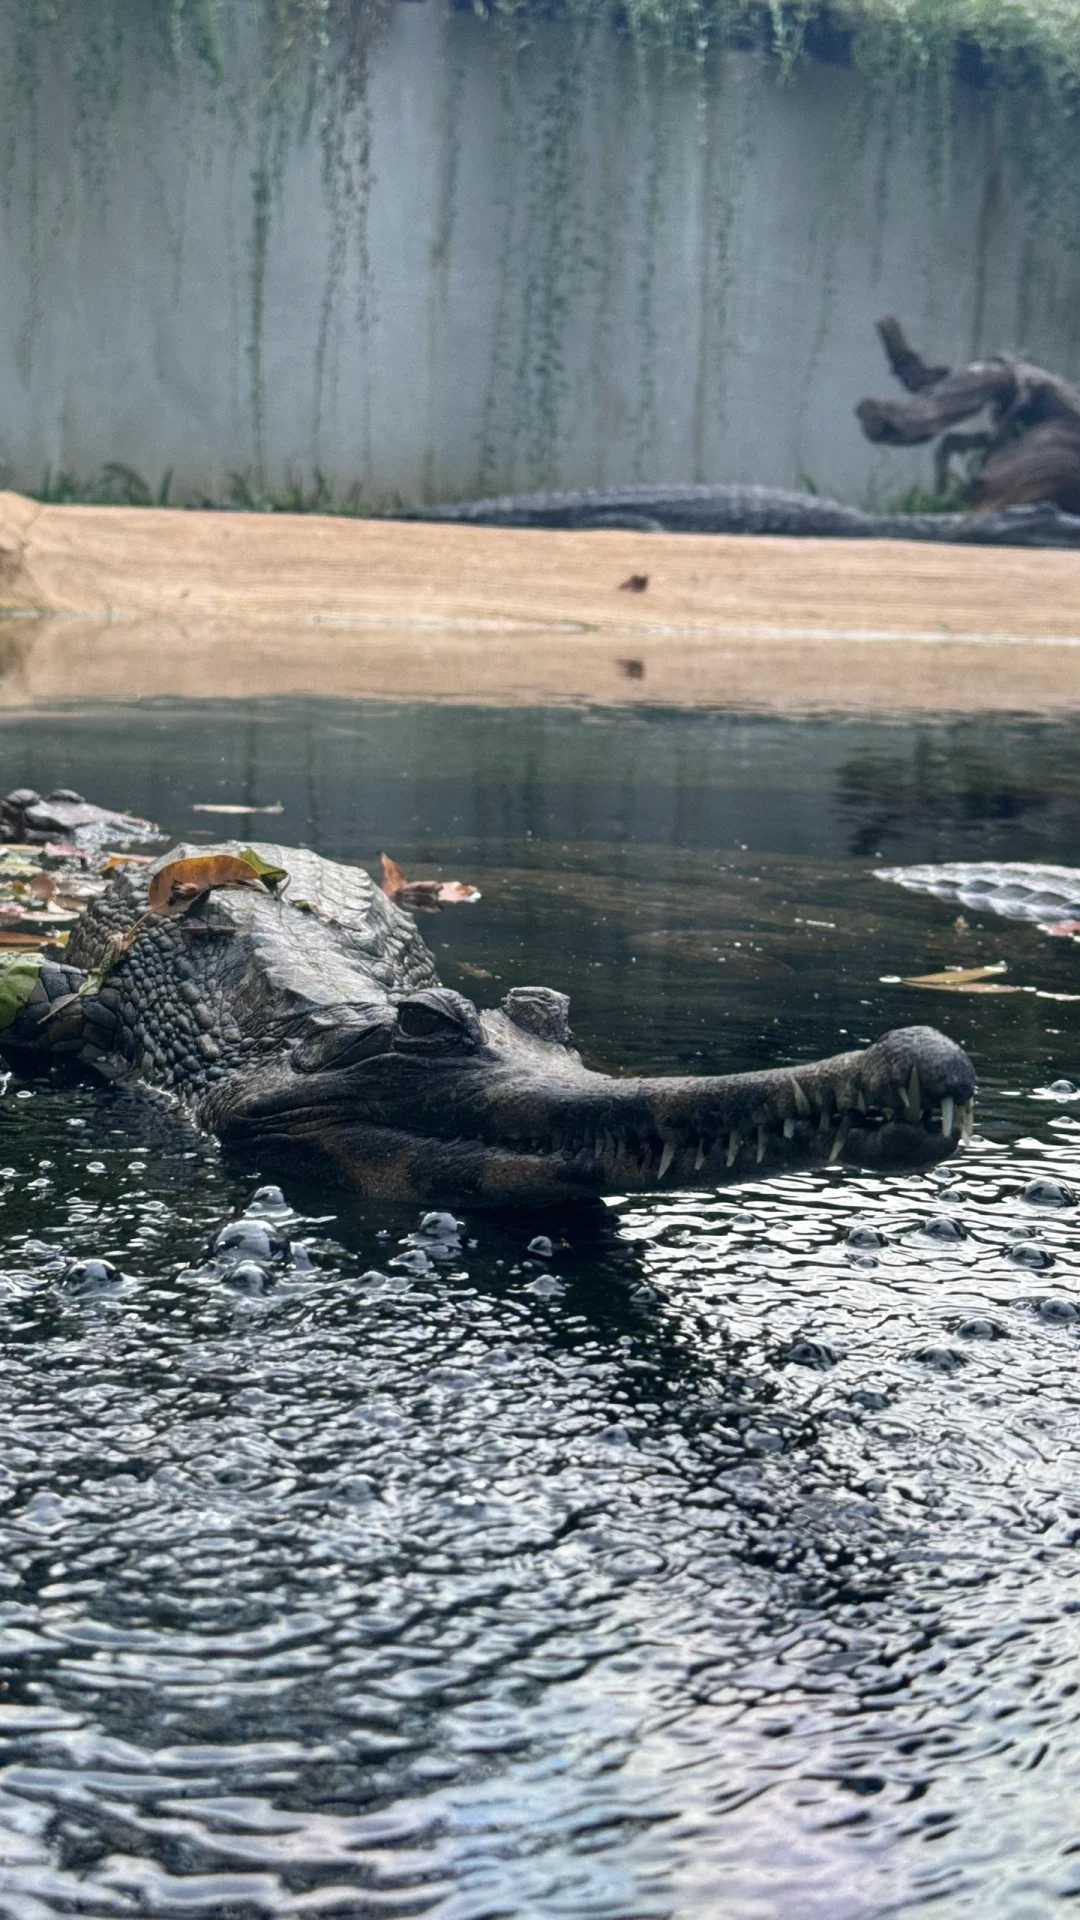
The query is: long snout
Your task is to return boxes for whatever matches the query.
[477,1025,976,1193]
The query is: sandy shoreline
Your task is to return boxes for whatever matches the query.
[2,492,1079,712]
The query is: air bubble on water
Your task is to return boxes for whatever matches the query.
[1023,1179,1077,1209]
[247,1184,292,1216]
[847,1224,886,1249]
[223,1261,273,1296]
[390,1249,433,1275]
[1009,1241,1055,1270]
[1038,1297,1079,1323]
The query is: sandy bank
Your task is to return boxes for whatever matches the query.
[1,492,1079,711]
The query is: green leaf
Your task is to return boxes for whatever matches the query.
[0,952,45,1031]
[239,848,288,893]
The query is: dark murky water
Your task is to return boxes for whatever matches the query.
[0,700,1079,1917]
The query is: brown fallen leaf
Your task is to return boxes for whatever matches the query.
[100,853,154,872]
[0,931,50,949]
[148,852,286,918]
[380,853,481,913]
[16,873,57,903]
[902,963,1019,994]
[618,573,649,593]
[192,802,285,815]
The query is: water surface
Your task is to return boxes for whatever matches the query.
[0,699,1078,1917]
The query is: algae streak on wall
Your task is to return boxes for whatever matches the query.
[2,0,1080,508]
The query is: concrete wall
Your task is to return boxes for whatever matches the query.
[0,8,1077,506]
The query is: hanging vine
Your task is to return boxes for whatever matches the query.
[2,0,1080,502]
[1,1,1078,238]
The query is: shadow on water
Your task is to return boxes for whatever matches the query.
[0,698,1078,1915]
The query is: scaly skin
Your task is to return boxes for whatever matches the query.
[403,485,1080,548]
[2,841,977,1208]
[878,863,1080,923]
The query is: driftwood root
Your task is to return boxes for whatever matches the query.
[857,318,1080,514]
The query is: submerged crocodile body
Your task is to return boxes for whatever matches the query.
[404,485,1080,548]
[2,840,976,1207]
[877,863,1080,924]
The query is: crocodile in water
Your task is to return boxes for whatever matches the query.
[0,838,976,1207]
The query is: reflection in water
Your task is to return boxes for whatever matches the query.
[0,699,1078,1916]
[836,728,1080,860]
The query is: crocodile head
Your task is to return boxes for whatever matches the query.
[223,983,975,1207]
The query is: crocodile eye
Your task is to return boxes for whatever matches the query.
[394,989,483,1052]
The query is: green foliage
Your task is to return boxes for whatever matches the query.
[2,0,1079,166]
[871,478,971,512]
[0,952,44,1032]
[34,463,174,506]
[220,468,379,513]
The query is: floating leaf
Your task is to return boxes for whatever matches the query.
[1,907,78,930]
[0,851,44,879]
[902,963,1016,992]
[100,853,153,873]
[380,853,480,913]
[380,853,409,896]
[148,853,284,917]
[193,802,284,815]
[618,573,649,592]
[0,952,44,1029]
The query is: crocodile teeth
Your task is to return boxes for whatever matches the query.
[856,1090,867,1114]
[783,1117,795,1140]
[790,1078,811,1117]
[756,1125,767,1164]
[828,1116,852,1165]
[658,1139,676,1181]
[694,1139,707,1171]
[726,1129,742,1168]
[941,1096,954,1138]
[907,1065,922,1122]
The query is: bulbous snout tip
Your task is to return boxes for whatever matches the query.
[862,1025,976,1105]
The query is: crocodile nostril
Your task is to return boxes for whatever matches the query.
[503,987,571,1045]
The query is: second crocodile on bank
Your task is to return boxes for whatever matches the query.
[403,484,1080,547]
